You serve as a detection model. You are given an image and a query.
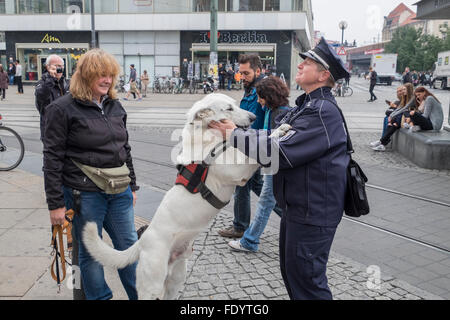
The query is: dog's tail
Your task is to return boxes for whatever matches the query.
[82,222,140,269]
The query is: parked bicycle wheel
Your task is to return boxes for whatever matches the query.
[0,126,25,171]
[343,87,353,97]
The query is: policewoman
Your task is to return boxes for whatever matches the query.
[210,38,350,300]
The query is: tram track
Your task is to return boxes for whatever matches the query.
[15,129,450,254]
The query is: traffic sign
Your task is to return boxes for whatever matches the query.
[337,46,347,56]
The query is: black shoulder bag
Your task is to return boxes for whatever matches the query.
[322,98,370,217]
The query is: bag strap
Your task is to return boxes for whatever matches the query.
[317,98,354,155]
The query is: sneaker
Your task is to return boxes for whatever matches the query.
[403,123,411,129]
[137,98,142,101]
[218,227,244,238]
[228,240,254,253]
[122,98,129,101]
[409,126,420,132]
[369,140,382,148]
[371,144,386,151]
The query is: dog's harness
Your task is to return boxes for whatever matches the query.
[50,209,75,292]
[176,141,230,210]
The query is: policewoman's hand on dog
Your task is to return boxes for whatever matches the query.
[50,207,67,226]
[209,120,237,139]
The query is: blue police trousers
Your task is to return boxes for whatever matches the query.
[279,215,337,300]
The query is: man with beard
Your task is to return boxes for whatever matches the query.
[218,54,283,239]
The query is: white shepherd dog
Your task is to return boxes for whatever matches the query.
[83,93,291,300]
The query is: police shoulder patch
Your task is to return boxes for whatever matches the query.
[280,130,296,142]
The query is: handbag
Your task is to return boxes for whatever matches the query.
[72,160,131,195]
[322,98,370,217]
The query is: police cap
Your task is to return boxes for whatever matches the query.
[299,37,350,81]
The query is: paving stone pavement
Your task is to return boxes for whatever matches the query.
[177,208,442,300]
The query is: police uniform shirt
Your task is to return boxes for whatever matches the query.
[230,86,350,227]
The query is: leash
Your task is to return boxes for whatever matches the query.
[50,209,75,293]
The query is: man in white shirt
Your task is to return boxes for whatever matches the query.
[15,60,23,94]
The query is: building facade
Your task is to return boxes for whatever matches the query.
[0,0,314,86]
[382,2,449,42]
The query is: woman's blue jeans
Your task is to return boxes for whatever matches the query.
[63,186,138,300]
[240,175,276,252]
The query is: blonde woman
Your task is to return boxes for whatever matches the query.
[371,83,415,151]
[43,49,139,300]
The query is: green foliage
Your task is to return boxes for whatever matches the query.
[385,27,450,72]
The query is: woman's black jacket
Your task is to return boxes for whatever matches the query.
[43,94,138,210]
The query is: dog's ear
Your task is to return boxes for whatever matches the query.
[193,108,214,122]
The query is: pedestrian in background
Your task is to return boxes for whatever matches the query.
[7,62,15,85]
[367,67,377,102]
[219,63,226,90]
[43,49,139,300]
[140,70,150,97]
[0,65,8,101]
[15,60,23,94]
[228,76,290,253]
[226,66,235,91]
[370,83,415,151]
[35,54,70,139]
[406,86,443,131]
[403,67,412,84]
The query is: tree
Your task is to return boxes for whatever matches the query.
[385,26,450,72]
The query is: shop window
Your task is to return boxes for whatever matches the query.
[18,0,50,13]
[265,0,280,11]
[17,47,87,81]
[1,0,17,13]
[239,0,263,11]
[292,0,303,11]
[155,0,191,12]
[119,0,152,13]
[52,0,84,13]
[84,0,118,13]
[192,0,225,12]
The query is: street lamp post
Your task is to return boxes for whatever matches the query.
[90,0,96,49]
[210,0,218,78]
[339,21,348,46]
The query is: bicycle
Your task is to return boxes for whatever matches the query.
[333,82,353,97]
[0,114,25,171]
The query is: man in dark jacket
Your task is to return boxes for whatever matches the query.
[211,38,350,300]
[368,67,377,102]
[35,55,70,139]
[218,63,226,90]
[226,66,235,91]
[402,67,412,84]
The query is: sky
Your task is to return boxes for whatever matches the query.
[312,0,418,46]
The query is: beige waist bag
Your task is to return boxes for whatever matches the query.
[72,160,131,195]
